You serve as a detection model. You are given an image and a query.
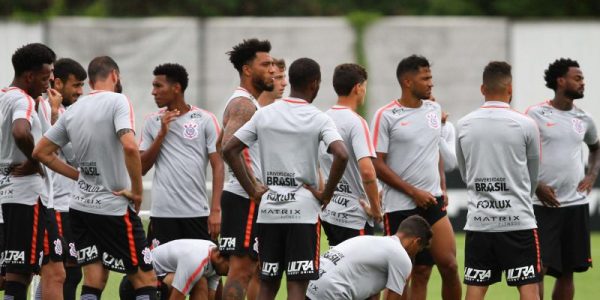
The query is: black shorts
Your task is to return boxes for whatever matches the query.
[464,229,542,286]
[147,216,210,248]
[0,223,4,276]
[219,191,259,259]
[42,207,65,265]
[534,204,592,277]
[383,196,447,266]
[70,208,153,274]
[258,222,320,281]
[56,211,78,265]
[321,220,373,247]
[1,199,46,274]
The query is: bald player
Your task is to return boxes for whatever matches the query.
[456,61,541,300]
[319,63,382,246]
[223,57,348,300]
[34,56,157,300]
[526,58,599,300]
[218,38,275,300]
[371,55,461,300]
[307,215,432,300]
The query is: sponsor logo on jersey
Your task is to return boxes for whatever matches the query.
[260,208,301,215]
[0,188,14,197]
[335,181,352,194]
[323,250,344,265]
[183,121,199,139]
[464,267,492,282]
[102,252,125,271]
[266,176,297,187]
[54,239,63,256]
[142,247,152,264]
[473,215,519,222]
[190,112,202,119]
[330,194,350,207]
[261,262,279,276]
[219,237,236,250]
[572,118,585,134]
[507,265,536,282]
[0,165,11,176]
[78,179,102,193]
[3,250,25,264]
[475,200,511,209]
[474,182,509,192]
[287,260,314,275]
[426,112,440,129]
[78,245,99,262]
[80,162,100,176]
[266,190,296,202]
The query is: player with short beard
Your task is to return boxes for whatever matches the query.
[257,58,287,106]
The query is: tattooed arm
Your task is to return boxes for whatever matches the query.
[115,128,144,212]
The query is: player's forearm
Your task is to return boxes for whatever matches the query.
[123,147,144,196]
[323,144,349,201]
[140,134,166,175]
[36,152,79,180]
[359,159,381,214]
[13,122,36,161]
[439,140,457,171]
[385,290,403,300]
[527,156,540,197]
[209,154,224,212]
[373,157,418,197]
[50,107,59,125]
[586,146,600,179]
[439,156,447,192]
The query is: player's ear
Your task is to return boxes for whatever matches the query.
[480,84,486,97]
[242,64,252,77]
[54,77,64,90]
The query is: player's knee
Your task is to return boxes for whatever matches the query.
[412,265,433,283]
[437,259,459,277]
[44,262,67,283]
[128,269,157,288]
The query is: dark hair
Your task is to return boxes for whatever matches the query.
[544,58,580,91]
[12,43,56,76]
[88,56,119,84]
[396,55,430,82]
[483,61,512,93]
[273,58,286,71]
[54,58,87,83]
[153,63,189,92]
[333,63,367,96]
[288,58,321,90]
[397,215,433,249]
[227,39,272,74]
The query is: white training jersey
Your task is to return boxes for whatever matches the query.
[50,105,77,212]
[37,97,53,208]
[234,97,342,224]
[45,90,136,216]
[223,87,261,199]
[0,87,45,206]
[151,239,220,295]
[440,121,458,172]
[307,235,412,300]
[319,105,376,229]
[456,101,540,232]
[371,100,443,212]
[140,106,221,217]
[526,101,599,207]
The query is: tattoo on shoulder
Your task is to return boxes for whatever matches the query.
[226,97,257,123]
[117,128,133,138]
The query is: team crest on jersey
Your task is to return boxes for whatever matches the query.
[183,121,199,139]
[69,242,77,258]
[152,238,161,249]
[426,112,440,129]
[572,118,585,134]
[54,239,63,256]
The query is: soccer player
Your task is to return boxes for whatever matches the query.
[140,63,223,246]
[307,215,432,300]
[0,43,56,300]
[371,55,461,300]
[120,239,230,300]
[46,57,87,300]
[456,61,541,300]
[526,58,598,300]
[319,63,382,246]
[223,57,348,300]
[218,38,275,300]
[33,56,157,300]
[257,58,287,105]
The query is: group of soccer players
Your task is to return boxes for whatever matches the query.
[0,38,595,300]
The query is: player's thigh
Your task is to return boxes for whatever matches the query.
[284,223,319,281]
[429,216,457,265]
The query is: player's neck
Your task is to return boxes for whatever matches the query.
[550,95,574,111]
[257,92,277,107]
[398,95,422,108]
[240,79,261,99]
[91,81,115,93]
[9,79,30,95]
[167,98,190,114]
[289,90,312,102]
[336,96,358,112]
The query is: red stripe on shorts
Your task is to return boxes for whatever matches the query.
[384,213,391,236]
[55,211,63,237]
[124,210,139,266]
[30,202,40,264]
[315,220,321,270]
[533,229,541,273]
[243,201,256,248]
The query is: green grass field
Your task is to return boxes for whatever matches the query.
[6,232,600,299]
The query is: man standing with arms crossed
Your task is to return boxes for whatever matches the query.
[526,58,599,300]
[371,55,461,300]
[223,57,348,300]
[141,63,223,246]
[218,39,275,300]
[34,56,157,300]
[319,63,382,246]
[0,43,56,300]
[456,61,541,300]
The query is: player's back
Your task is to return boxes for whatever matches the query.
[457,101,539,232]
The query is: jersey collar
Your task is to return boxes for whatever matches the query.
[331,104,351,110]
[283,97,309,104]
[481,101,510,108]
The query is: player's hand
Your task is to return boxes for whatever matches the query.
[535,183,559,207]
[441,111,449,124]
[208,209,221,240]
[47,88,63,110]
[304,184,331,207]
[577,174,596,195]
[11,160,43,177]
[359,199,383,224]
[114,189,142,213]
[158,109,180,137]
[411,188,437,209]
[250,184,268,204]
[442,189,449,207]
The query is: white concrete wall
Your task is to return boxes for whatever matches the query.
[0,22,44,87]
